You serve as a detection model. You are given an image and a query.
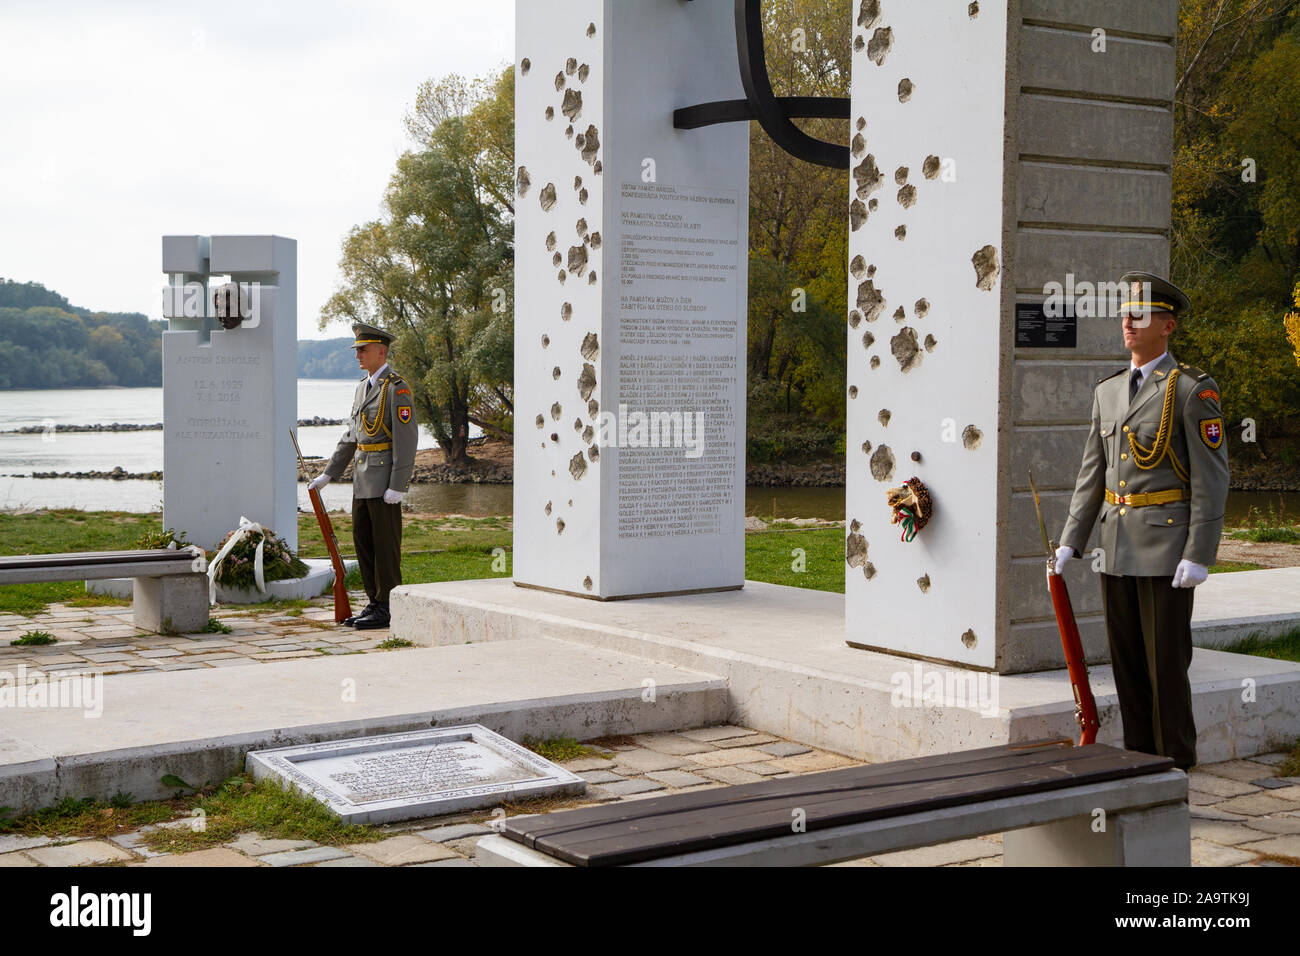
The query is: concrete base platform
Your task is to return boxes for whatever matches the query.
[86,558,358,604]
[1190,566,1300,647]
[390,578,1300,766]
[0,639,726,814]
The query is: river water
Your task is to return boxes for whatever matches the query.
[0,383,1289,522]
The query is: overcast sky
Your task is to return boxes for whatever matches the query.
[0,0,515,340]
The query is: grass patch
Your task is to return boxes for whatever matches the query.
[0,794,181,839]
[1276,739,1300,778]
[521,735,607,763]
[1230,503,1300,543]
[197,619,232,634]
[1221,628,1300,663]
[746,527,845,593]
[376,637,414,650]
[1209,561,1266,574]
[10,630,56,646]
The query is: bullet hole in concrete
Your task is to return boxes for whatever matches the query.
[588,399,599,418]
[562,88,583,121]
[856,116,867,131]
[521,58,531,75]
[573,176,582,191]
[850,255,866,279]
[846,530,868,568]
[870,355,881,369]
[568,498,573,508]
[516,166,531,197]
[867,264,877,277]
[540,183,557,211]
[583,425,594,443]
[864,562,877,580]
[867,27,893,65]
[588,444,599,462]
[556,518,566,535]
[561,302,572,321]
[569,451,588,480]
[895,225,906,240]
[535,414,544,429]
[853,154,884,198]
[914,297,929,318]
[579,188,588,205]
[893,306,905,323]
[917,574,930,593]
[850,199,868,232]
[862,330,875,349]
[861,441,871,455]
[583,575,592,591]
[551,402,562,421]
[924,333,938,352]
[856,280,886,322]
[868,198,878,211]
[554,72,565,92]
[962,425,983,450]
[567,245,588,276]
[550,432,559,443]
[972,245,1000,290]
[541,442,546,449]
[588,231,602,249]
[546,231,557,251]
[891,327,922,372]
[581,125,600,164]
[961,629,977,649]
[851,132,866,158]
[541,334,550,348]
[578,363,597,401]
[911,451,922,462]
[968,2,979,18]
[850,518,861,532]
[878,409,891,427]
[552,252,562,267]
[580,332,599,361]
[588,271,597,285]
[545,501,552,515]
[578,64,589,83]
[897,184,917,208]
[552,366,561,380]
[574,418,582,432]
[594,160,602,174]
[923,155,941,179]
[566,57,577,76]
[898,79,913,102]
[545,106,554,121]
[587,22,596,37]
[870,444,895,481]
[858,0,880,29]
[575,133,585,151]
[576,218,588,237]
[551,470,556,476]
[565,125,574,140]
[894,166,909,186]
[848,385,858,399]
[853,35,864,52]
[557,270,566,283]
[849,310,862,328]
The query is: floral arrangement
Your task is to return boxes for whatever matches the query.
[211,524,308,591]
[133,527,193,550]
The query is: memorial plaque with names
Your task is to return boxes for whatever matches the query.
[246,725,586,824]
[1015,301,1077,348]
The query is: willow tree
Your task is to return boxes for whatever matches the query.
[321,68,515,463]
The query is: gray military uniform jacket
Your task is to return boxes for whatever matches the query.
[1060,352,1230,576]
[324,366,419,499]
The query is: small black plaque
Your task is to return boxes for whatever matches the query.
[1016,302,1077,348]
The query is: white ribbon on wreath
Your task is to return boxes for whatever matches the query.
[207,515,268,603]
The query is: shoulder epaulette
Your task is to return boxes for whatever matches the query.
[1175,362,1211,381]
[1097,368,1126,384]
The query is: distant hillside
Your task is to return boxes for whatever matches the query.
[0,278,361,386]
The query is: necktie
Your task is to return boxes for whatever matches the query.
[1129,369,1142,403]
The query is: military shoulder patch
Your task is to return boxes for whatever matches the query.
[396,387,411,397]
[1197,387,1220,403]
[398,406,412,424]
[1199,417,1224,449]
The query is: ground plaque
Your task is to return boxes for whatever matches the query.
[246,726,586,824]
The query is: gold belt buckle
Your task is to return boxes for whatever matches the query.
[1115,493,1129,505]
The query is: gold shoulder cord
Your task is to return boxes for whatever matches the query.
[1128,368,1189,483]
[360,381,392,439]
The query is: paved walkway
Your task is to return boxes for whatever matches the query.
[1,725,1295,867]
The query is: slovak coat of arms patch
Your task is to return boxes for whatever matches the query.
[398,406,412,424]
[1199,417,1224,449]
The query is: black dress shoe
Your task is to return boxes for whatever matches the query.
[354,604,390,630]
[341,603,377,627]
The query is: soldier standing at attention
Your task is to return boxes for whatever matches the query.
[309,323,419,629]
[1056,273,1230,771]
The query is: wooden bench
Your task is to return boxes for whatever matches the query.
[476,740,1189,867]
[0,548,209,634]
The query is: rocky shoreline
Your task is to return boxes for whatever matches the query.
[3,416,345,434]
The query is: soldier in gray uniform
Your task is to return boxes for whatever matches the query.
[309,323,419,629]
[1057,273,1230,770]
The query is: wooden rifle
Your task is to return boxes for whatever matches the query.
[291,430,352,624]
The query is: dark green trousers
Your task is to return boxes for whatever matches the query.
[352,496,403,605]
[1100,573,1197,770]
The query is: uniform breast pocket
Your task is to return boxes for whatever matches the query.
[1099,421,1116,466]
[1145,504,1189,527]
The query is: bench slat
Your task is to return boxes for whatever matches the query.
[505,742,1173,866]
[0,549,192,570]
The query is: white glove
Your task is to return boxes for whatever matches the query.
[1171,559,1208,588]
[308,474,331,491]
[383,489,404,505]
[1050,545,1076,577]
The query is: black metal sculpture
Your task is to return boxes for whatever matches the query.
[674,0,850,169]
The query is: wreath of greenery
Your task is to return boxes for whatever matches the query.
[211,526,308,591]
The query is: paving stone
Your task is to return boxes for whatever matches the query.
[1200,760,1280,783]
[610,749,689,774]
[558,757,617,773]
[1242,815,1300,835]
[577,770,626,784]
[1189,790,1226,806]
[736,762,785,776]
[757,741,813,758]
[1262,785,1300,805]
[1190,840,1258,867]
[767,751,859,774]
[315,855,379,866]
[687,747,780,768]
[1189,805,1250,822]
[1248,753,1289,766]
[644,769,712,788]
[258,845,353,867]
[109,828,168,859]
[27,841,134,866]
[0,834,53,853]
[712,733,778,749]
[416,823,491,843]
[632,733,714,756]
[346,835,458,865]
[1187,772,1259,798]
[411,857,475,867]
[224,833,319,856]
[679,725,758,743]
[871,838,1003,867]
[442,836,488,857]
[0,852,38,867]
[591,778,665,797]
[1238,835,1300,859]
[1213,793,1298,817]
[136,648,183,659]
[1190,820,1266,846]
[203,657,259,668]
[697,765,767,786]
[141,848,262,867]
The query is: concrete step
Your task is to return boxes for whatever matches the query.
[391,578,1300,765]
[0,638,727,814]
[1192,566,1300,647]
